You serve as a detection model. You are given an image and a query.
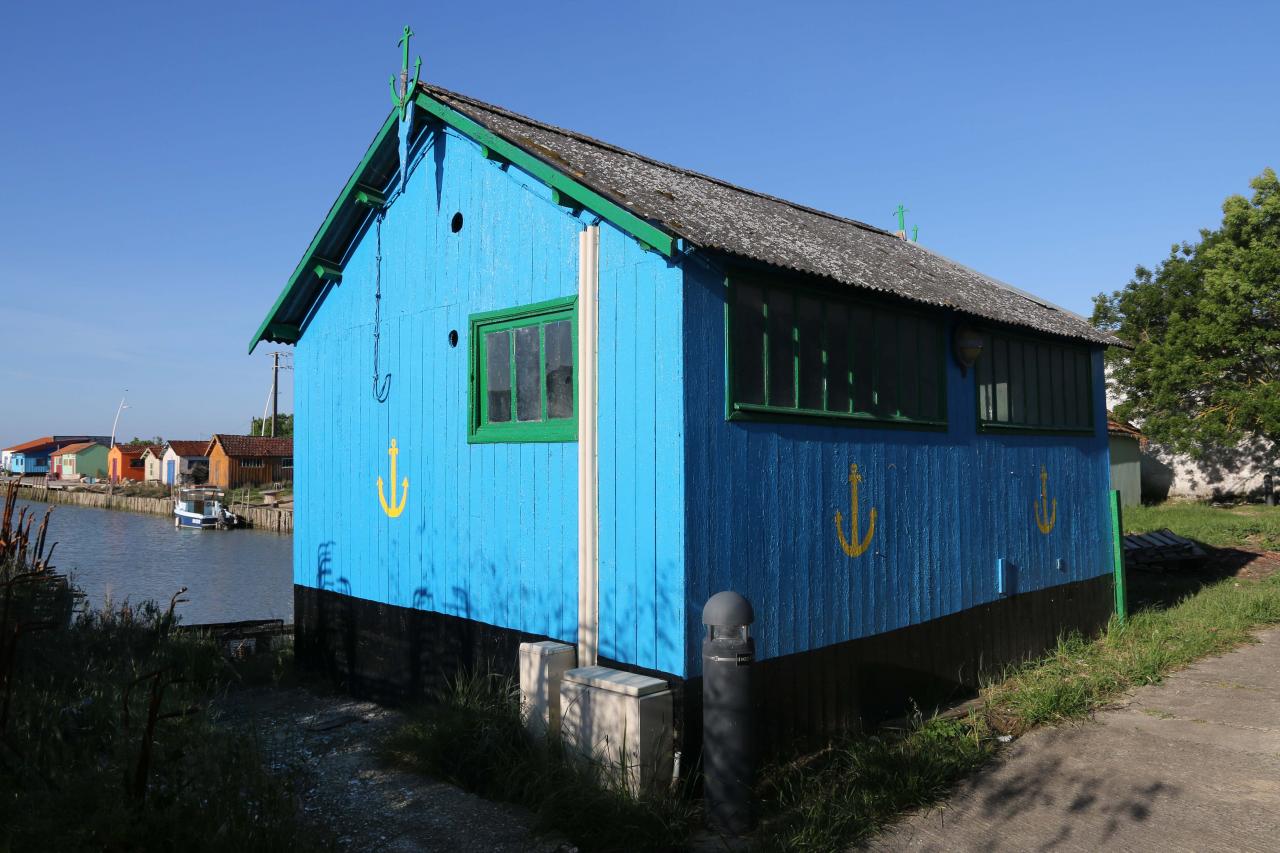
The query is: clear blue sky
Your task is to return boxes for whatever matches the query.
[1,1,1276,449]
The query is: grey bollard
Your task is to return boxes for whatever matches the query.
[702,591,755,835]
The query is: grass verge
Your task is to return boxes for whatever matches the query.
[756,562,1280,850]
[1124,501,1280,550]
[381,669,697,852]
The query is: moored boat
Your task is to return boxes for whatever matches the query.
[174,487,241,529]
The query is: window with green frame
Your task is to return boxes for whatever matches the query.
[468,296,577,443]
[728,277,946,425]
[974,330,1093,431]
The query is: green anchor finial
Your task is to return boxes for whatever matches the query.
[893,204,908,235]
[389,25,422,117]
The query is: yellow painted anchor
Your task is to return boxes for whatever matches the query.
[377,439,409,518]
[835,463,877,557]
[1034,465,1057,535]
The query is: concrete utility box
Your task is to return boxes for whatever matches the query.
[559,665,673,795]
[519,640,576,738]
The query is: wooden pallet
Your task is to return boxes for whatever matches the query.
[1123,528,1206,569]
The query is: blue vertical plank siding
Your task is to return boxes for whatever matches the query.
[680,259,1113,677]
[595,225,687,676]
[291,115,1110,691]
[294,124,686,675]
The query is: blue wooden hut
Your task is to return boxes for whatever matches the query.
[251,83,1123,746]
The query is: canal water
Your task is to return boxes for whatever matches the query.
[17,499,293,626]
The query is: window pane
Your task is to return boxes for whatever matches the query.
[918,318,939,420]
[797,295,824,410]
[732,284,765,405]
[1076,351,1091,428]
[825,305,851,414]
[1037,343,1053,426]
[1061,345,1078,427]
[485,330,511,423]
[1050,347,1065,425]
[873,309,896,417]
[851,306,875,414]
[993,337,1010,422]
[976,333,993,421]
[1023,342,1039,426]
[766,290,795,408]
[898,315,919,418]
[515,325,541,422]
[1008,340,1024,424]
[545,320,574,420]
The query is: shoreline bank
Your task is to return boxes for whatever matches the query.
[16,483,294,533]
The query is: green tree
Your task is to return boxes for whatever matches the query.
[1092,168,1280,461]
[250,414,293,437]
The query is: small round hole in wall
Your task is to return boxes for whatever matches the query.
[448,329,459,348]
[450,212,464,233]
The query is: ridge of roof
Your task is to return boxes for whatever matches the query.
[421,84,897,241]
[419,84,1122,348]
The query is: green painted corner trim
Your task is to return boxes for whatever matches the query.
[313,261,343,283]
[1110,489,1127,624]
[413,91,675,257]
[354,185,387,208]
[248,108,400,353]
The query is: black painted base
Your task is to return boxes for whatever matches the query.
[295,573,1114,757]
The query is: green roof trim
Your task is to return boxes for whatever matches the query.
[412,91,675,258]
[249,90,677,354]
[248,109,399,353]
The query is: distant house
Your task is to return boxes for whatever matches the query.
[1108,414,1144,508]
[141,446,166,483]
[107,445,148,484]
[5,436,111,476]
[161,441,210,485]
[205,435,293,489]
[50,442,109,481]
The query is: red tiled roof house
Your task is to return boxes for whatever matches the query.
[205,434,293,489]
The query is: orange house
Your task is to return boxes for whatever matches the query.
[107,445,148,483]
[205,435,293,489]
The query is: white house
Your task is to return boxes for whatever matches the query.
[161,440,210,485]
[141,446,166,483]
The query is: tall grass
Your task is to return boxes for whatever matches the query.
[382,668,697,852]
[0,584,328,852]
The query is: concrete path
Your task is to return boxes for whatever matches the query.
[866,628,1280,852]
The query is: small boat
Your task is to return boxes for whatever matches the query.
[174,487,242,529]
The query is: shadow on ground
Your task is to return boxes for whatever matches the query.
[1128,545,1280,613]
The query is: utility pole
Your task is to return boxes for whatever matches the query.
[109,392,128,493]
[271,352,280,437]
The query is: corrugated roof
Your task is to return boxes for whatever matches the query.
[3,436,55,454]
[209,434,293,458]
[422,84,1120,347]
[50,441,100,457]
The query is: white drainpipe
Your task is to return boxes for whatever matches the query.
[577,225,600,667]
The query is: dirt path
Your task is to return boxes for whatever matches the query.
[863,626,1280,852]
[219,685,570,853]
